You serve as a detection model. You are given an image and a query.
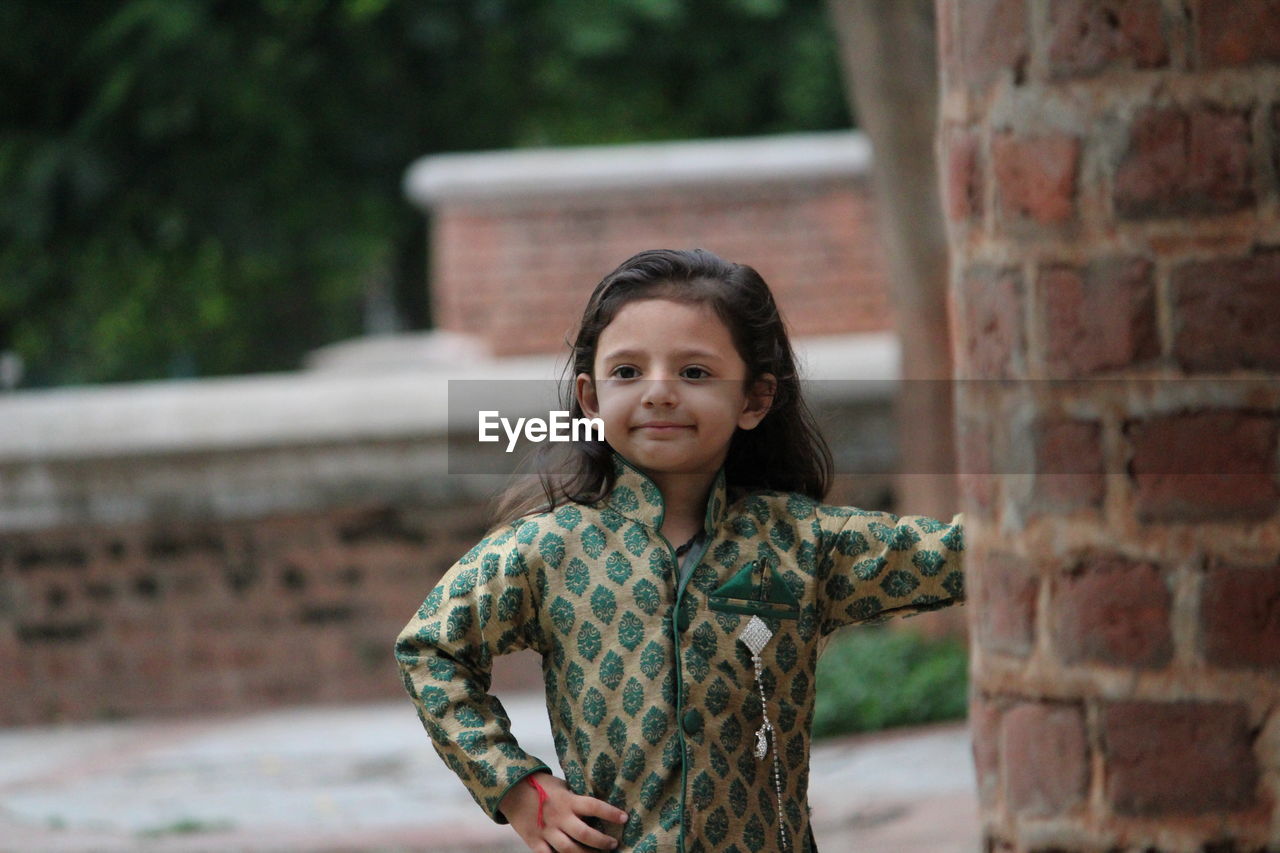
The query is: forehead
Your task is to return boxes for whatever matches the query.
[596,298,739,361]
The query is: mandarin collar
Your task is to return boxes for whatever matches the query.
[604,451,728,536]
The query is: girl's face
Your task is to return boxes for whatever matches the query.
[575,298,773,479]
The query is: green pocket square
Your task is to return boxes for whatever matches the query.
[707,558,800,620]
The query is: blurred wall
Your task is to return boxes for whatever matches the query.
[0,131,927,726]
[0,369,505,725]
[406,132,893,356]
[0,336,897,726]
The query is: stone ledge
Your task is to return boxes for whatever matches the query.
[0,332,898,462]
[404,131,873,206]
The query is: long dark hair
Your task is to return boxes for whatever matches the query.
[490,248,832,528]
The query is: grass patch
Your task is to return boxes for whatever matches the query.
[812,624,968,740]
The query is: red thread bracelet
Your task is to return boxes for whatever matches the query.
[526,774,548,828]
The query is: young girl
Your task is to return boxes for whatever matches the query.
[395,249,965,853]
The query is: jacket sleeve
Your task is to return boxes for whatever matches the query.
[394,517,552,824]
[814,506,965,635]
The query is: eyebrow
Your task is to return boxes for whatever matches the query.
[599,348,723,362]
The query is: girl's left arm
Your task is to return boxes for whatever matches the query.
[813,506,966,635]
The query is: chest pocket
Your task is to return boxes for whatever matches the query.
[706,557,800,620]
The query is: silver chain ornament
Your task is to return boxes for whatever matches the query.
[738,614,789,851]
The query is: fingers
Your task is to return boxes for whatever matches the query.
[519,782,627,852]
[562,796,625,851]
[574,794,630,826]
[546,828,599,853]
[541,800,625,852]
[562,817,620,851]
[571,795,627,850]
[529,825,615,853]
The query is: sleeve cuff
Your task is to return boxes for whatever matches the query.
[490,764,553,825]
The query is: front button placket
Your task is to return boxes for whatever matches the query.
[670,529,713,853]
[607,453,726,853]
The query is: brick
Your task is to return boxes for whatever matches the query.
[1195,0,1280,68]
[993,132,1081,226]
[1050,553,1172,667]
[1274,105,1280,194]
[1047,0,1170,78]
[944,127,983,221]
[1201,559,1280,670]
[0,498,505,724]
[1040,257,1157,377]
[1031,418,1105,510]
[959,265,1025,379]
[977,552,1038,657]
[1114,106,1255,218]
[1124,410,1280,522]
[1102,700,1259,814]
[938,0,961,86]
[957,417,998,517]
[969,692,1002,805]
[1001,702,1088,816]
[1171,249,1280,371]
[433,182,895,356]
[957,0,1030,87]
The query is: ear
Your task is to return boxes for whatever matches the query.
[738,373,776,430]
[575,372,600,418]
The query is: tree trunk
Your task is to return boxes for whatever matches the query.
[825,0,960,640]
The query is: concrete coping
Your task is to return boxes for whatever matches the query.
[0,331,899,461]
[403,130,873,207]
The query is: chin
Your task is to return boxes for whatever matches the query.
[638,454,720,476]
[625,449,689,472]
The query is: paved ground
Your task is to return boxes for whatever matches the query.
[0,694,980,852]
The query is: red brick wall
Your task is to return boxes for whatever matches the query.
[0,401,896,726]
[0,500,552,726]
[940,0,1280,849]
[430,178,892,356]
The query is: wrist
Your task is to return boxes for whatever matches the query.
[525,773,549,827]
[498,770,545,821]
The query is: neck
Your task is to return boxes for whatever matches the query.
[649,470,716,539]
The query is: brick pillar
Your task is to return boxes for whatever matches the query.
[938,1,1280,850]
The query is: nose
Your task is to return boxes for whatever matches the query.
[640,378,678,408]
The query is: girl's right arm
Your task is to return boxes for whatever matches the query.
[394,517,628,851]
[393,519,554,824]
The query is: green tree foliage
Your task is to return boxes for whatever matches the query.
[0,0,850,388]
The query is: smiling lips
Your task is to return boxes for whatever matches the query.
[634,422,692,431]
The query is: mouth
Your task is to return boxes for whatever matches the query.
[634,423,692,431]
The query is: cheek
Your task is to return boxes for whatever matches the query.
[693,389,747,424]
[593,390,633,428]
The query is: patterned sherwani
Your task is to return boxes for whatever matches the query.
[395,451,966,852]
